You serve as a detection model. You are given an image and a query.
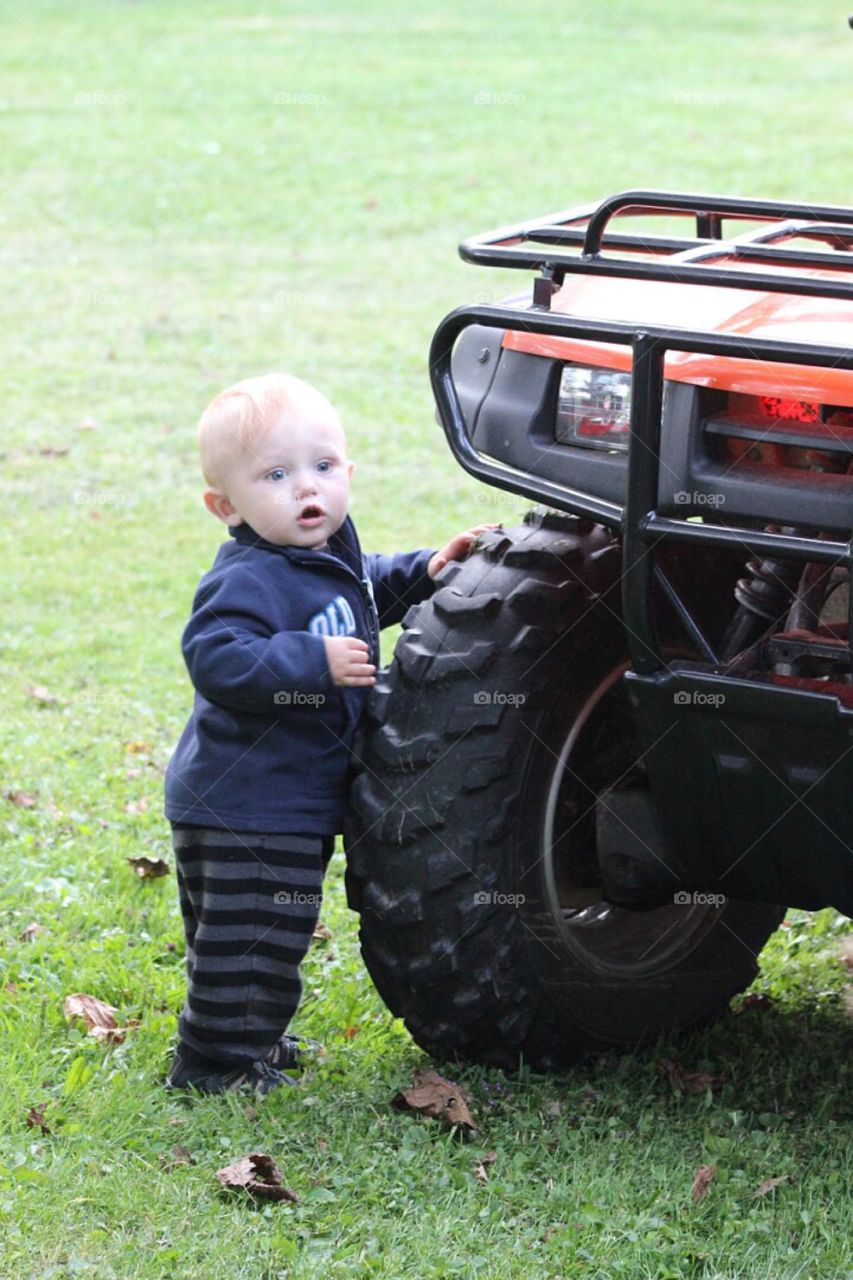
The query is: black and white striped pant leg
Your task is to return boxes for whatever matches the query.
[171,825,334,1069]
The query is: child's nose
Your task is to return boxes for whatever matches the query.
[294,471,318,497]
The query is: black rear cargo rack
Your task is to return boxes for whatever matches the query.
[461,189,853,308]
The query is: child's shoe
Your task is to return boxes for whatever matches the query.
[165,1044,298,1096]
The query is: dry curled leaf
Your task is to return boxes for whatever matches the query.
[313,922,333,940]
[393,1068,477,1132]
[840,938,853,971]
[25,685,59,706]
[19,922,43,942]
[753,1175,790,1198]
[63,993,138,1044]
[735,992,776,1014]
[473,1150,497,1183]
[125,741,154,755]
[124,797,149,816]
[126,855,169,879]
[342,1025,360,1040]
[26,1103,51,1134]
[215,1153,299,1203]
[658,1057,725,1095]
[5,789,37,809]
[692,1164,716,1203]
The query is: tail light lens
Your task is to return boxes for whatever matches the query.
[555,365,632,452]
[704,392,853,472]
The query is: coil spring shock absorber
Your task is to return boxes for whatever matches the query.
[719,537,803,663]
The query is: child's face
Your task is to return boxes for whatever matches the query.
[205,401,354,549]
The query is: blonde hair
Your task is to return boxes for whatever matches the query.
[197,373,340,487]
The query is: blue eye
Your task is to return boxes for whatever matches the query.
[316,459,332,473]
[267,467,287,481]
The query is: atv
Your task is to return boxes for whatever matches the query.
[344,190,853,1070]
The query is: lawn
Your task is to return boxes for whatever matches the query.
[0,1,851,1276]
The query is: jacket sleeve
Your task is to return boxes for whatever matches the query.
[364,548,436,628]
[182,573,335,714]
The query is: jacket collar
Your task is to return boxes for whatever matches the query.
[230,515,364,578]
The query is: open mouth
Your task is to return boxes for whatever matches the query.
[298,504,325,523]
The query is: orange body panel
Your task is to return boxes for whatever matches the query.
[504,267,853,406]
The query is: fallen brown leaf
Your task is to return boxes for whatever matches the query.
[5,789,37,809]
[658,1058,726,1095]
[692,1164,716,1203]
[125,741,154,755]
[38,444,69,457]
[546,1101,562,1118]
[753,1175,790,1198]
[18,922,43,942]
[342,1025,359,1040]
[215,1153,299,1203]
[126,856,169,879]
[735,992,776,1014]
[25,685,59,707]
[473,1150,497,1183]
[313,922,333,940]
[393,1068,477,1132]
[840,938,853,971]
[26,1103,51,1134]
[124,797,149,816]
[63,993,138,1044]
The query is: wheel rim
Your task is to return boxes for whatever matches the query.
[539,662,723,979]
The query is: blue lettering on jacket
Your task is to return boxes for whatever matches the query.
[307,594,357,637]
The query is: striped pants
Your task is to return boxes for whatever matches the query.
[171,824,335,1069]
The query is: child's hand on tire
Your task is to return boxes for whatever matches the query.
[428,523,502,578]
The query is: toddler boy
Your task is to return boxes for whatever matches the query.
[164,372,489,1094]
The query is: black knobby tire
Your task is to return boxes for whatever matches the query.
[344,511,783,1070]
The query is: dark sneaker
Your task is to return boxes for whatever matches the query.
[165,1047,298,1096]
[263,1034,303,1071]
[263,1034,324,1071]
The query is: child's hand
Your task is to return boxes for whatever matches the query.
[324,635,377,687]
[427,524,501,579]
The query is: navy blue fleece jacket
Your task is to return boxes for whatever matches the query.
[164,516,435,834]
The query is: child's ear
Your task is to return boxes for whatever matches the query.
[346,459,355,480]
[203,488,243,526]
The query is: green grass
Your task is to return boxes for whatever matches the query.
[0,1,851,1276]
